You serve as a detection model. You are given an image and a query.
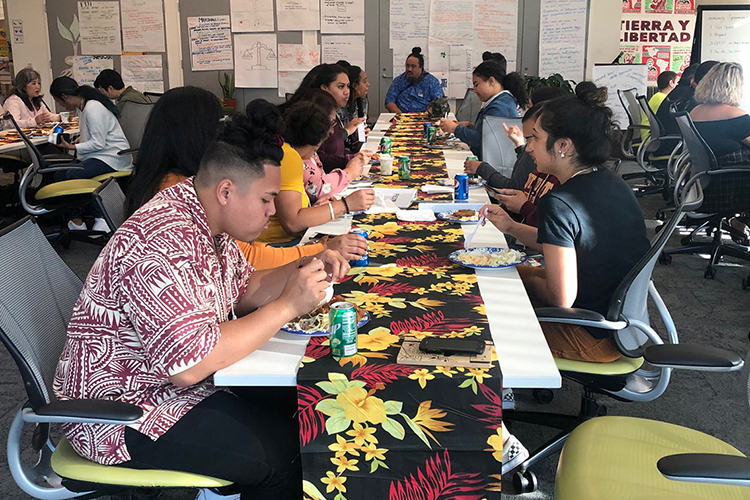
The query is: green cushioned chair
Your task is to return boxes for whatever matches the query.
[504,178,744,493]
[556,401,749,499]
[91,169,133,183]
[0,217,234,499]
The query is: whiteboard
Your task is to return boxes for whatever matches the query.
[592,64,648,130]
[698,8,750,112]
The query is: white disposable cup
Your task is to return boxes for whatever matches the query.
[59,112,70,123]
[380,155,393,176]
[361,163,372,177]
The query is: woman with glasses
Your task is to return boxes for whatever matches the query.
[438,61,527,159]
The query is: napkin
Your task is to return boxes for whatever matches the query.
[396,209,436,222]
[421,184,454,194]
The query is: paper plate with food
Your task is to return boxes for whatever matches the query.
[281,295,370,336]
[437,209,480,223]
[448,248,526,269]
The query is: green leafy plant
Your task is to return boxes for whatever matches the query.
[524,73,575,97]
[218,71,235,100]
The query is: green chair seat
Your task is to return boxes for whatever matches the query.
[51,437,232,488]
[92,170,133,182]
[555,355,644,375]
[35,179,101,200]
[556,416,750,500]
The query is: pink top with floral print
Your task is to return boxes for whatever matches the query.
[303,153,351,203]
[53,177,250,465]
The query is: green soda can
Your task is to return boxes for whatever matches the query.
[427,125,437,143]
[329,302,358,359]
[398,156,411,180]
[379,137,392,155]
[466,156,479,178]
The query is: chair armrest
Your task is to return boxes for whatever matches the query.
[38,164,84,174]
[643,344,743,371]
[42,154,76,162]
[658,453,750,487]
[117,147,140,156]
[22,399,143,425]
[535,307,628,330]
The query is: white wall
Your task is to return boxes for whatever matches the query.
[584,0,623,80]
[5,0,52,88]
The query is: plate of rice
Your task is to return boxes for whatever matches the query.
[448,248,526,269]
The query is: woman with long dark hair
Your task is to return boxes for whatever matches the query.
[438,61,528,158]
[4,67,59,128]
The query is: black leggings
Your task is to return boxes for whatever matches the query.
[123,388,301,500]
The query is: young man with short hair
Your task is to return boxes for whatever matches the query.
[94,69,150,112]
[642,71,678,139]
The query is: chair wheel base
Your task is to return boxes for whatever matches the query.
[704,267,716,279]
[513,469,538,494]
[532,389,554,404]
[658,252,672,265]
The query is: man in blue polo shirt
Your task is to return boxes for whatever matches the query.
[385,47,444,114]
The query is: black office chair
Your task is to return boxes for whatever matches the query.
[455,88,481,124]
[659,111,750,281]
[554,348,746,499]
[143,91,162,103]
[616,88,648,160]
[92,177,127,234]
[0,217,232,499]
[481,115,523,178]
[118,100,154,153]
[505,174,726,493]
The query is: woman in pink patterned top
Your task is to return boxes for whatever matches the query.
[53,112,349,500]
[300,90,372,203]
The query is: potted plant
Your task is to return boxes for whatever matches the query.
[524,73,575,98]
[218,71,236,111]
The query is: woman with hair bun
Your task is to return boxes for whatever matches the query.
[385,47,444,114]
[438,61,528,158]
[482,87,649,363]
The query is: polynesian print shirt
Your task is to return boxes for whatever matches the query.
[53,177,250,465]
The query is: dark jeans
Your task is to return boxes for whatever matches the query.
[54,157,115,181]
[123,388,301,500]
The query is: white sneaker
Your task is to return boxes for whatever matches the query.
[501,434,530,475]
[67,220,86,231]
[91,218,111,233]
[195,489,240,500]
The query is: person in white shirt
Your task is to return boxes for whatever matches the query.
[4,67,60,128]
[49,76,132,232]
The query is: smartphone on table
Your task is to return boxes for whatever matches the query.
[419,337,485,356]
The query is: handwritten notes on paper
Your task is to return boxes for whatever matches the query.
[230,0,274,32]
[277,0,320,31]
[188,16,233,71]
[592,64,647,129]
[78,2,122,55]
[539,0,587,82]
[235,33,278,88]
[278,70,306,98]
[700,10,750,111]
[120,0,165,52]
[474,0,518,70]
[390,0,429,73]
[321,0,364,34]
[428,0,473,98]
[278,44,320,71]
[72,56,113,86]
[321,35,365,68]
[122,54,164,93]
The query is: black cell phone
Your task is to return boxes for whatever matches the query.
[419,337,485,356]
[56,133,71,145]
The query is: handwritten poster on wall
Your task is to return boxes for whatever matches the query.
[473,0,518,71]
[78,2,122,55]
[321,35,365,68]
[230,0,274,32]
[188,16,234,71]
[122,54,164,93]
[278,43,320,72]
[618,1,695,83]
[278,70,306,98]
[72,55,114,86]
[389,0,429,75]
[429,0,473,95]
[321,0,364,34]
[592,64,647,129]
[277,0,320,31]
[120,0,165,52]
[539,0,587,82]
[235,33,278,88]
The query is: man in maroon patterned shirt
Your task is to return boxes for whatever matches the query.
[54,113,348,500]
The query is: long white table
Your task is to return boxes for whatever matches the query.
[214,113,561,390]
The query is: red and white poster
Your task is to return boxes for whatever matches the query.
[642,45,670,81]
[674,0,694,14]
[622,0,641,14]
[644,0,674,14]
